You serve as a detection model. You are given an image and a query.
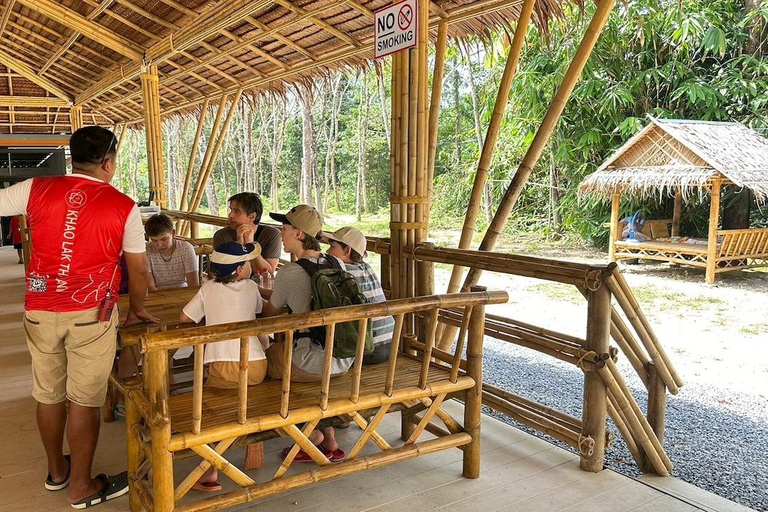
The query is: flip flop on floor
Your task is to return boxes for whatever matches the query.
[70,472,129,509]
[191,480,222,492]
[280,445,316,463]
[324,448,346,463]
[280,446,346,463]
[113,404,126,419]
[45,454,71,491]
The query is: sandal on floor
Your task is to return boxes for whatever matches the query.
[45,454,71,491]
[191,480,222,492]
[113,404,126,419]
[70,472,129,509]
[281,446,346,463]
[280,445,316,463]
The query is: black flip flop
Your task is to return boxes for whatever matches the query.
[70,472,129,509]
[45,454,71,491]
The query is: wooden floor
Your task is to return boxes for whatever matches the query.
[0,247,753,512]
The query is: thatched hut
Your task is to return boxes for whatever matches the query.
[580,118,768,284]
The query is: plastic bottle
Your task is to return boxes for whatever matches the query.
[264,270,273,289]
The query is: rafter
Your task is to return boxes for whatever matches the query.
[0,95,69,107]
[0,0,15,36]
[39,0,117,75]
[76,0,274,104]
[113,0,178,31]
[244,15,315,61]
[91,0,344,109]
[0,47,72,102]
[273,0,360,48]
[16,0,144,61]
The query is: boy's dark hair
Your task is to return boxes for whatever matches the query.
[145,213,174,238]
[229,192,263,223]
[210,265,240,284]
[301,232,321,251]
[336,241,363,262]
[70,126,117,165]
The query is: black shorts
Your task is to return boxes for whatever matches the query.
[13,243,22,250]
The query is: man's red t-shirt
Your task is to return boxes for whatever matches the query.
[25,176,135,312]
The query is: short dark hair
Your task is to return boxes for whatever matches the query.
[145,213,174,238]
[70,126,117,165]
[210,266,240,284]
[229,192,263,223]
[334,241,363,262]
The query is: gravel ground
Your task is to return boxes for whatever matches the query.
[428,245,768,512]
[482,340,768,511]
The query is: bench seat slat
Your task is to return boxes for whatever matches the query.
[169,356,458,432]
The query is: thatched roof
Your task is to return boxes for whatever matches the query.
[579,118,768,203]
[0,0,575,134]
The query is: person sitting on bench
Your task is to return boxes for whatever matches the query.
[260,204,349,462]
[325,226,394,365]
[180,241,270,490]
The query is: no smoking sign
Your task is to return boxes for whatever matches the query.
[374,0,417,59]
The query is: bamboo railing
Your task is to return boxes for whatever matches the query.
[160,210,680,475]
[121,290,504,512]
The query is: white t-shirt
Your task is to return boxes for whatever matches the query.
[181,279,266,363]
[0,175,146,253]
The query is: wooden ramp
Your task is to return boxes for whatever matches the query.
[0,247,752,512]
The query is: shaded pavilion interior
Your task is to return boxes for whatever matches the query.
[0,1,754,511]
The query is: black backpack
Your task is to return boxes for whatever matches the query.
[295,255,374,358]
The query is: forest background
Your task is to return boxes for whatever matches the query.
[113,0,768,247]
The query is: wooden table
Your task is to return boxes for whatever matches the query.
[118,286,199,347]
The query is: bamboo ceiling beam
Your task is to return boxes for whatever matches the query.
[273,0,360,48]
[156,0,198,18]
[142,65,167,207]
[113,0,178,31]
[15,0,144,61]
[0,47,72,102]
[0,95,69,107]
[187,70,225,91]
[75,0,274,105]
[95,0,345,109]
[0,0,15,35]
[179,97,209,214]
[345,0,374,19]
[38,0,116,75]
[244,15,316,61]
[460,0,617,293]
[118,0,529,123]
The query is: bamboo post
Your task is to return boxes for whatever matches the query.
[418,309,440,389]
[450,305,473,383]
[69,105,83,132]
[384,313,405,396]
[280,330,293,418]
[390,52,403,300]
[460,0,616,294]
[140,66,165,207]
[440,0,534,305]
[179,98,210,215]
[706,178,721,284]
[319,323,336,411]
[609,193,620,262]
[426,21,448,201]
[192,345,204,435]
[671,189,683,237]
[238,337,249,424]
[350,318,369,403]
[125,391,144,512]
[643,362,667,473]
[380,239,391,294]
[580,280,610,472]
[463,285,486,479]
[416,242,435,341]
[146,349,174,512]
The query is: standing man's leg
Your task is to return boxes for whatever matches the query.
[37,402,69,484]
[64,308,121,504]
[24,311,70,487]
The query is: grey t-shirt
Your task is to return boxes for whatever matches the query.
[270,256,353,375]
[213,224,281,260]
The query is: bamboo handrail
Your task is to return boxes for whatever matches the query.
[140,292,508,353]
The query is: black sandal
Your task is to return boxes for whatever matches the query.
[70,472,129,509]
[45,454,71,491]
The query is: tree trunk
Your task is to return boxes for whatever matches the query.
[453,58,462,169]
[298,88,316,205]
[268,101,288,211]
[461,41,491,224]
[549,148,562,234]
[205,177,219,216]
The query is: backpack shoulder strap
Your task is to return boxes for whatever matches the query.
[322,253,344,271]
[295,258,321,277]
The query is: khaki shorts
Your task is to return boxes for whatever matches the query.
[24,307,118,408]
[206,359,268,389]
[266,341,346,383]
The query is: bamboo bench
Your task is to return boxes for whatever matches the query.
[118,289,507,512]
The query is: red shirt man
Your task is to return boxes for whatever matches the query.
[0,126,156,508]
